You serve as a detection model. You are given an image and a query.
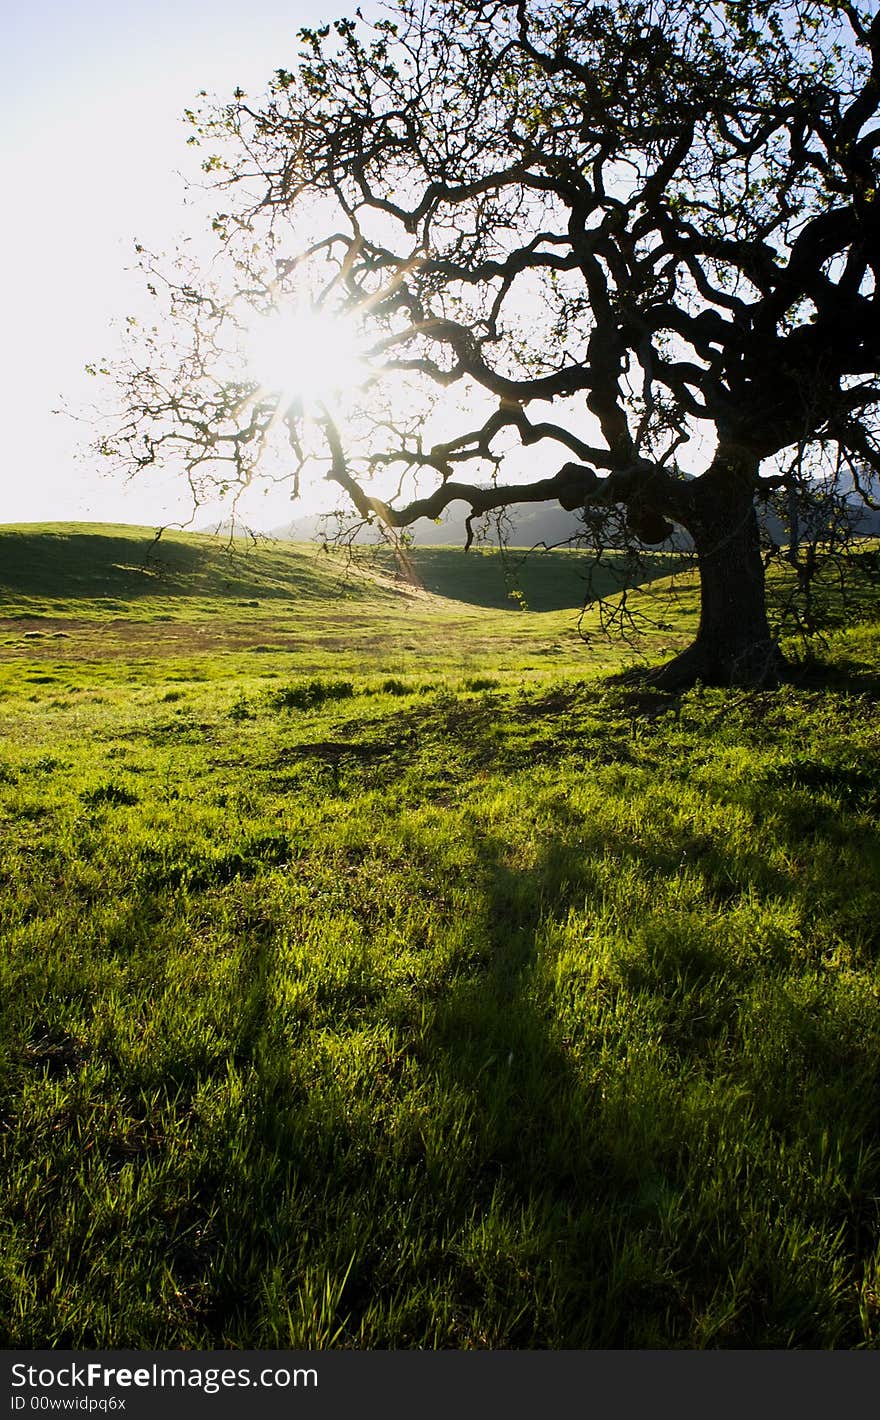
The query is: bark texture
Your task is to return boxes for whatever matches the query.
[651,465,784,689]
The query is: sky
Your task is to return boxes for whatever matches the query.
[2,0,359,531]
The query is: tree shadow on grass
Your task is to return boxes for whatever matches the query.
[18,669,877,1348]
[784,655,880,700]
[383,832,877,1349]
[191,801,880,1350]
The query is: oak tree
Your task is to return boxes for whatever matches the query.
[107,0,880,686]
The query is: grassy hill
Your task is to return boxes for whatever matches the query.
[0,523,409,610]
[0,521,678,612]
[0,522,878,1348]
[0,522,686,676]
[366,541,679,611]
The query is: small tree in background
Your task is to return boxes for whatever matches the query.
[104,0,880,686]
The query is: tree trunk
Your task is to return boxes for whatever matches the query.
[651,468,784,689]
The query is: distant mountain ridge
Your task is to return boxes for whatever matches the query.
[269,494,880,550]
[268,502,589,548]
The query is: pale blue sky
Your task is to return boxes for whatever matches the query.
[2,0,354,528]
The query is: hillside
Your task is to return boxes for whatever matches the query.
[0,522,619,675]
[0,522,672,613]
[0,523,402,609]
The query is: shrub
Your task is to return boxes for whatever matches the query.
[268,678,355,711]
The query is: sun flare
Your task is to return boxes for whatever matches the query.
[242,304,368,408]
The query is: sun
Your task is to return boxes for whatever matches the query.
[241,304,368,408]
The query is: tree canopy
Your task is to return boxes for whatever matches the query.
[104,0,880,685]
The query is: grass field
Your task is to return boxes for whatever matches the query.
[0,523,878,1348]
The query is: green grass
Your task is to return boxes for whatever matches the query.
[0,523,386,607]
[0,522,624,672]
[367,541,680,611]
[0,524,878,1348]
[0,522,672,616]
